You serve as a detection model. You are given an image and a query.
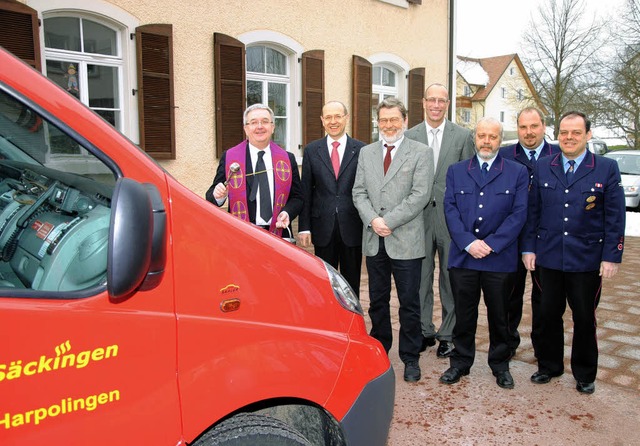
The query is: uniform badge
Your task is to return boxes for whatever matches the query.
[586,196,596,203]
[585,203,596,210]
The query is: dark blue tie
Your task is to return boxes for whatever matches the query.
[566,160,576,184]
[529,150,536,164]
[481,162,489,179]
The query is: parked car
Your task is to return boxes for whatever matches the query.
[604,150,640,210]
[0,48,394,445]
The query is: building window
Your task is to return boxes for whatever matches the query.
[462,110,471,123]
[39,12,134,168]
[246,45,290,149]
[510,67,515,76]
[464,85,472,97]
[500,111,505,122]
[43,16,123,137]
[371,64,400,142]
[517,89,524,100]
[501,87,507,99]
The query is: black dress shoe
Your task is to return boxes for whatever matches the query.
[404,361,421,382]
[576,381,595,394]
[436,341,454,358]
[530,370,563,384]
[439,366,469,384]
[494,370,515,389]
[420,336,436,352]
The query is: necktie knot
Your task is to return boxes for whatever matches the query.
[566,160,576,183]
[383,144,395,175]
[481,162,489,178]
[529,150,536,162]
[330,141,340,179]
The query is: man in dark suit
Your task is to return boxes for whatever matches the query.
[353,98,433,382]
[439,117,528,389]
[405,83,475,358]
[206,103,303,236]
[298,101,364,296]
[522,111,625,394]
[499,107,560,359]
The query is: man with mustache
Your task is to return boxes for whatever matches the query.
[499,107,560,359]
[439,117,528,389]
[353,97,434,382]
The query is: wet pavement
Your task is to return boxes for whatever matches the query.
[357,236,640,445]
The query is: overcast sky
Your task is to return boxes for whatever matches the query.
[455,0,625,58]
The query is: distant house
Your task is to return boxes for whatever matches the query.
[455,54,546,140]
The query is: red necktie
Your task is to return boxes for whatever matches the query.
[383,144,394,175]
[331,141,340,179]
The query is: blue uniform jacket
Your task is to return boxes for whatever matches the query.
[521,151,625,272]
[499,140,560,183]
[444,154,529,272]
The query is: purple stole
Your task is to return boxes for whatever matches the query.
[225,141,293,236]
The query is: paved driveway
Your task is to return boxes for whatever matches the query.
[356,236,640,445]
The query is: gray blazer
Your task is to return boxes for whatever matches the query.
[352,137,434,260]
[404,119,474,205]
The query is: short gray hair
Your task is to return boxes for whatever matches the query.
[376,97,407,120]
[243,103,275,124]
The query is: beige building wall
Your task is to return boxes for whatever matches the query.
[25,0,451,196]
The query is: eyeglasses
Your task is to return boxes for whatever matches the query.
[425,97,449,105]
[322,114,346,122]
[245,119,273,128]
[377,117,402,125]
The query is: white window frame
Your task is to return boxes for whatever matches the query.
[239,31,303,159]
[368,53,409,142]
[462,110,471,123]
[29,0,140,143]
[464,85,472,96]
[377,0,410,8]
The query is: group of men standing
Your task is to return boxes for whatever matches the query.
[206,85,625,394]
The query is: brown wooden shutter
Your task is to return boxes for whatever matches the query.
[214,33,245,158]
[301,50,324,147]
[136,24,176,160]
[408,67,425,128]
[352,55,372,144]
[0,0,41,71]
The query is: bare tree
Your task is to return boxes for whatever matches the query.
[601,0,640,148]
[521,0,605,138]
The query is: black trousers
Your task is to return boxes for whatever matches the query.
[449,268,514,373]
[535,266,601,383]
[314,217,362,297]
[366,237,422,363]
[507,259,542,352]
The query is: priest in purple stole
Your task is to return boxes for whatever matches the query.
[206,104,303,238]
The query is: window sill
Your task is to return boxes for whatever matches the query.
[377,0,409,9]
